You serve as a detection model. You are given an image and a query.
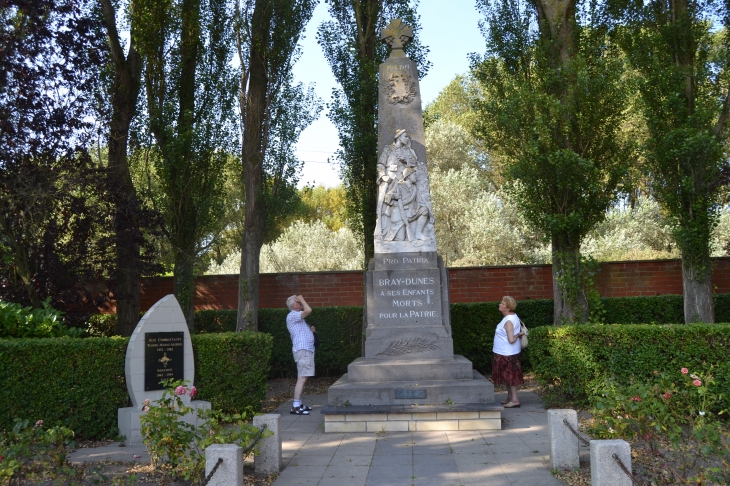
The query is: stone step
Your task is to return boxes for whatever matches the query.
[327,369,495,406]
[346,355,474,382]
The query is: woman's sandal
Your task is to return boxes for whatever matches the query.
[502,401,521,408]
[300,404,313,412]
[290,406,310,415]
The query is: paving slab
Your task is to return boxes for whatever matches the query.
[65,387,565,486]
[272,388,564,486]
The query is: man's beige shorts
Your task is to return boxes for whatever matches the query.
[293,350,315,377]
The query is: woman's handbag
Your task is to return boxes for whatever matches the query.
[313,331,320,349]
[519,320,528,348]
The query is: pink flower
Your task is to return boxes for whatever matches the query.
[663,392,672,399]
[631,396,642,402]
[142,406,150,413]
[133,454,141,459]
[681,368,689,375]
[190,386,197,398]
[174,385,187,396]
[693,379,702,387]
[34,420,43,428]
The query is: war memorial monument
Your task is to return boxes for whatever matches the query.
[322,19,502,432]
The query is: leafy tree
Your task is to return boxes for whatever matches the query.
[260,220,364,272]
[613,0,730,322]
[98,0,164,336]
[430,167,549,266]
[132,0,238,329]
[423,75,480,131]
[235,0,321,331]
[581,197,679,262]
[296,184,349,231]
[0,0,112,323]
[472,0,630,323]
[317,0,429,265]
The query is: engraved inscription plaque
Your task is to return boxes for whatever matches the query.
[145,332,184,391]
[395,389,427,399]
[372,268,443,326]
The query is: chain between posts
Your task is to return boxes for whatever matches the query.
[201,457,223,486]
[562,419,590,447]
[201,423,268,486]
[612,453,635,484]
[242,423,267,457]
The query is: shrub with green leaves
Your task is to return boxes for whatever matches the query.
[0,332,271,439]
[0,418,76,484]
[529,323,730,411]
[140,379,263,482]
[0,298,82,339]
[93,293,730,377]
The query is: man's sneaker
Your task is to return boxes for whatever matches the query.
[300,404,313,412]
[290,406,310,415]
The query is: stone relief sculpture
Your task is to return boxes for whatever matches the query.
[375,129,434,242]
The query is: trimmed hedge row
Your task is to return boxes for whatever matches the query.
[0,332,272,439]
[196,307,363,378]
[528,323,730,411]
[182,294,730,377]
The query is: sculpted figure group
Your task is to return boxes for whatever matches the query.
[375,129,434,242]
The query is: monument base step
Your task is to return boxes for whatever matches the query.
[321,403,502,433]
[347,355,474,382]
[327,370,495,407]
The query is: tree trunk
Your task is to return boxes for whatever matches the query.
[552,243,589,325]
[0,209,41,308]
[165,0,200,332]
[681,250,714,323]
[108,76,142,337]
[236,0,271,332]
[533,0,577,69]
[173,242,197,332]
[100,0,143,336]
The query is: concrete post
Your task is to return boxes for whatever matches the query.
[253,413,282,476]
[205,444,243,486]
[547,409,580,470]
[590,439,632,486]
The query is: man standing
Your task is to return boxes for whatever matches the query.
[286,294,315,415]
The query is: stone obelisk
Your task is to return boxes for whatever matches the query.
[326,19,495,411]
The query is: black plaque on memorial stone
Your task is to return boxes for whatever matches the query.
[145,332,185,391]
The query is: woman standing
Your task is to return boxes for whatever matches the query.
[492,296,525,408]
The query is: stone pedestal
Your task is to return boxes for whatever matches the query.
[327,253,496,412]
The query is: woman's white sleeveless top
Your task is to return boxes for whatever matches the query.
[492,314,522,356]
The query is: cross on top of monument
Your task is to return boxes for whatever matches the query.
[381,18,413,51]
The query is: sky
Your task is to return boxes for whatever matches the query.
[292,1,486,187]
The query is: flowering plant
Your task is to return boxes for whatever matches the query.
[139,379,263,482]
[0,418,75,483]
[589,366,730,483]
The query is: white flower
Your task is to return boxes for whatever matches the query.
[699,411,706,416]
[608,427,615,433]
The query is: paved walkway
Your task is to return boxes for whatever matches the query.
[68,387,580,485]
[272,388,569,486]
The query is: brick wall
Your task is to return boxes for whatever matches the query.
[124,257,730,312]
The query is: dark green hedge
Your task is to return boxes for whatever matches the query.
[193,332,272,413]
[90,294,730,380]
[0,332,271,439]
[0,337,129,439]
[528,323,730,411]
[197,307,363,378]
